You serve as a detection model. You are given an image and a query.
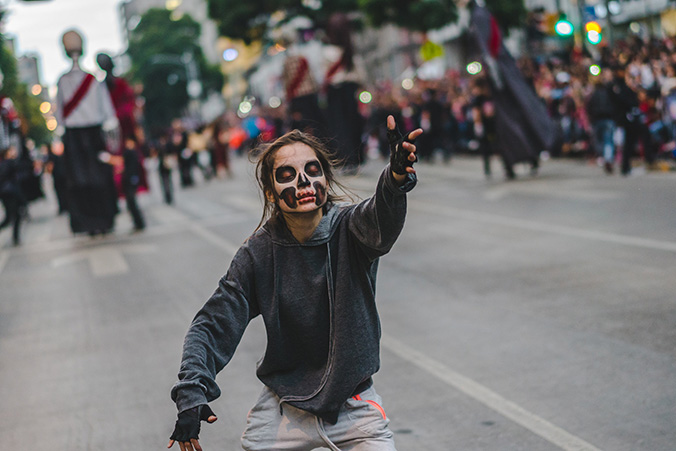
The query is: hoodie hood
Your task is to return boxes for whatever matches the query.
[264,202,352,246]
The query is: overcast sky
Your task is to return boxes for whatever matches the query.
[3,0,125,88]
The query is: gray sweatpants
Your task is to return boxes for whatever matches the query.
[241,385,397,451]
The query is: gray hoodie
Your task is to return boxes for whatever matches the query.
[171,166,416,423]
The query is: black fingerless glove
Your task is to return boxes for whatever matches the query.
[387,125,418,175]
[170,404,215,442]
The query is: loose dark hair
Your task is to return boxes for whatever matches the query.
[253,129,352,231]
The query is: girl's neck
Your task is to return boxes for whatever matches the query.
[282,209,323,243]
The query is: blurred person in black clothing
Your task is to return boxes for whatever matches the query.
[152,135,174,205]
[418,88,450,163]
[121,136,145,232]
[587,68,617,173]
[611,64,643,175]
[0,147,25,245]
[168,119,194,187]
[46,142,69,214]
[470,79,515,179]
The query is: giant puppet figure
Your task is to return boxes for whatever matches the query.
[96,52,148,197]
[56,30,118,235]
[280,17,327,138]
[322,12,366,173]
[466,1,556,174]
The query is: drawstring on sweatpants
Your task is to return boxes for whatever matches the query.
[315,416,341,451]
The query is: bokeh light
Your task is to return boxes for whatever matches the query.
[39,102,51,114]
[165,0,181,10]
[467,61,482,75]
[268,97,281,108]
[589,64,601,76]
[238,100,252,116]
[359,91,372,104]
[223,48,239,62]
[401,78,414,90]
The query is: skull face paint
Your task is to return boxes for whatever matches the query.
[272,143,328,214]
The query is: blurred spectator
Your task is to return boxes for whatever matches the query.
[587,68,617,173]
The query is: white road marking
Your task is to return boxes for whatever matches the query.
[381,334,602,451]
[51,244,156,277]
[414,202,676,253]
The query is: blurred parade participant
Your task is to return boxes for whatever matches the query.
[188,124,214,181]
[587,68,617,174]
[15,135,44,207]
[55,30,118,235]
[0,146,25,245]
[610,63,642,176]
[46,142,69,214]
[121,136,145,232]
[322,12,365,172]
[154,135,174,205]
[208,116,231,178]
[418,87,450,163]
[281,17,327,137]
[467,3,554,178]
[168,116,422,451]
[168,119,194,188]
[470,78,514,178]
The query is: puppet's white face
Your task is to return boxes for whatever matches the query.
[271,142,327,214]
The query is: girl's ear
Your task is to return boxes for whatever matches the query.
[265,189,276,203]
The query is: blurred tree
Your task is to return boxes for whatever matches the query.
[358,0,458,32]
[207,0,524,43]
[206,0,359,43]
[126,8,224,135]
[12,82,50,145]
[484,0,526,32]
[0,10,50,145]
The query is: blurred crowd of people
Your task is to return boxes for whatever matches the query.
[522,35,676,174]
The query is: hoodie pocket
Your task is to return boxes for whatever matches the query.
[345,387,391,437]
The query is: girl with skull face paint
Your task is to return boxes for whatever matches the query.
[170,116,422,451]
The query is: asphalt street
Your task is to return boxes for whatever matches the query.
[1,153,674,450]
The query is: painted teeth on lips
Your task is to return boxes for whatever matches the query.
[297,192,315,202]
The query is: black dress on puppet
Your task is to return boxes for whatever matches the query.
[323,13,365,171]
[56,30,119,235]
[62,126,118,234]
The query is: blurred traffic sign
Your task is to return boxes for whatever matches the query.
[420,40,444,61]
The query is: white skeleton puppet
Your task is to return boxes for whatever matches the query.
[271,144,328,213]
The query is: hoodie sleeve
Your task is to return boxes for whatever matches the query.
[347,165,416,260]
[170,245,260,412]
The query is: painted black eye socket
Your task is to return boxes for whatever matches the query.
[275,166,296,184]
[305,161,323,177]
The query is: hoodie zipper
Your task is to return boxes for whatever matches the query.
[278,241,336,413]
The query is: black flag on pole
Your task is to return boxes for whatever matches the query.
[467,2,556,165]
